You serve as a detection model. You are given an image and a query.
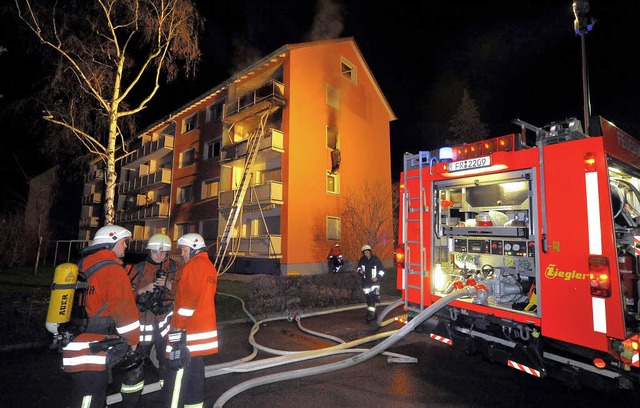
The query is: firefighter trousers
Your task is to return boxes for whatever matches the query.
[68,370,108,408]
[161,356,205,408]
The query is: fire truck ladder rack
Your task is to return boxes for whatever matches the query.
[402,151,432,314]
[215,109,273,274]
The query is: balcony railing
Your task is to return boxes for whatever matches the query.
[121,135,174,169]
[220,129,284,162]
[83,169,105,184]
[224,79,286,122]
[118,168,172,194]
[218,181,283,209]
[221,235,282,258]
[81,192,102,205]
[115,202,169,223]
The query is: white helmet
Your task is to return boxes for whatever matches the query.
[177,233,207,250]
[91,225,132,247]
[147,233,172,251]
[361,244,372,252]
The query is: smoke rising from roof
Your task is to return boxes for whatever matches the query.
[305,0,345,41]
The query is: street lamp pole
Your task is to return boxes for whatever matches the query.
[573,1,595,135]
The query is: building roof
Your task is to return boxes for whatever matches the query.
[141,37,396,134]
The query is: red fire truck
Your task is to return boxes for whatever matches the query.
[396,116,640,391]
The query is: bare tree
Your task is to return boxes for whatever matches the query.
[341,181,394,264]
[15,0,204,224]
[447,88,490,145]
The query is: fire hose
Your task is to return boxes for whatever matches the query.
[213,286,478,407]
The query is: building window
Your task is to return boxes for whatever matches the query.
[203,140,221,160]
[173,223,192,241]
[176,184,193,204]
[327,126,339,150]
[327,171,340,194]
[327,216,341,240]
[201,179,219,200]
[206,101,225,122]
[326,84,340,109]
[200,218,218,243]
[179,148,196,168]
[340,57,357,84]
[183,113,198,133]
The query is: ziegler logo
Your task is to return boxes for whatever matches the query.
[544,264,589,281]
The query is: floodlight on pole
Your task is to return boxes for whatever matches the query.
[572,0,595,135]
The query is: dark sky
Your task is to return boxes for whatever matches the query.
[1,0,639,207]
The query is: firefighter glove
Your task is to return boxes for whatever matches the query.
[167,330,191,370]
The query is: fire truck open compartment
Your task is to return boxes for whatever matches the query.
[432,169,539,316]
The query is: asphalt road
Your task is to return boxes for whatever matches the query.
[4,304,640,407]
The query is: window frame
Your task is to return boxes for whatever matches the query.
[179,147,196,168]
[203,139,221,160]
[201,178,220,200]
[183,113,198,133]
[340,57,357,84]
[176,184,193,204]
[327,171,340,195]
[326,216,341,241]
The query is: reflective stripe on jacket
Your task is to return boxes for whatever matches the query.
[62,250,141,373]
[165,252,218,357]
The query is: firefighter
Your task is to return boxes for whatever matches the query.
[121,233,179,407]
[357,244,385,322]
[327,243,344,273]
[162,233,218,408]
[62,225,140,408]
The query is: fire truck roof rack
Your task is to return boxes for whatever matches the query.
[513,117,588,146]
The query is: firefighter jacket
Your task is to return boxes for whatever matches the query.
[62,250,141,373]
[165,251,218,358]
[357,253,385,292]
[129,256,178,345]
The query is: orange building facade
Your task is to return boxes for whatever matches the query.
[84,37,395,275]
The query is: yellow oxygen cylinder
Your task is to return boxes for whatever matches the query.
[46,263,79,335]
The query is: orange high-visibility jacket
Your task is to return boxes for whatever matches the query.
[62,250,141,373]
[165,252,218,357]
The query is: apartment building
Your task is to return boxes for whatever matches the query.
[78,158,106,241]
[83,37,395,275]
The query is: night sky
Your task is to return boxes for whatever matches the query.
[1,0,639,209]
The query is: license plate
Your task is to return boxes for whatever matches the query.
[449,156,491,172]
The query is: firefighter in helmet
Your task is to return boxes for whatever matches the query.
[121,233,179,407]
[62,225,140,408]
[327,243,344,273]
[357,244,385,321]
[162,233,218,408]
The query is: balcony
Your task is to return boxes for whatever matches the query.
[218,181,283,209]
[121,135,174,169]
[79,216,99,229]
[115,202,169,223]
[118,168,172,194]
[221,129,284,163]
[81,192,102,205]
[221,235,282,258]
[83,169,105,184]
[224,79,286,123]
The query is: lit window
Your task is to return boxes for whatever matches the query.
[327,171,340,194]
[173,223,192,241]
[327,217,341,240]
[184,113,198,133]
[179,148,196,168]
[340,57,357,84]
[203,140,221,160]
[176,185,193,204]
[326,84,340,109]
[201,179,220,200]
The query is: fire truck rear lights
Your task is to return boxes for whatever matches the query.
[589,256,611,297]
[395,246,405,268]
[584,152,596,171]
[593,358,606,369]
